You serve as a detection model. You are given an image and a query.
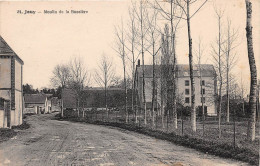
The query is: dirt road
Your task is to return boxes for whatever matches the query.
[0,114,248,166]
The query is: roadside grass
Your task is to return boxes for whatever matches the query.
[0,128,17,143]
[56,112,259,166]
[11,121,30,130]
[0,120,30,143]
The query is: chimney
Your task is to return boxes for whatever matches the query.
[137,59,140,66]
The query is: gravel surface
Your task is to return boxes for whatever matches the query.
[0,113,249,166]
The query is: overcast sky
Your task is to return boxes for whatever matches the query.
[0,0,259,94]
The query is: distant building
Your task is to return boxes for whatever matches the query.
[135,62,217,116]
[62,87,132,110]
[0,36,24,128]
[24,93,49,114]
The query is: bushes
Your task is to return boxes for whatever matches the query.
[177,105,191,117]
[11,121,30,130]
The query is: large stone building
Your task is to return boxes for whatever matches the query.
[0,36,24,128]
[135,62,217,116]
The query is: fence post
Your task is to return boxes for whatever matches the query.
[102,111,104,122]
[167,110,169,132]
[108,109,109,122]
[182,119,184,136]
[116,111,118,123]
[233,108,236,148]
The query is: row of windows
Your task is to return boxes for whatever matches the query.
[185,88,205,95]
[185,97,205,104]
[185,80,205,86]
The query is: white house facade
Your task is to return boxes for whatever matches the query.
[0,36,24,128]
[135,62,217,116]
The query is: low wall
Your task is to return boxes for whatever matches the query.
[24,107,37,114]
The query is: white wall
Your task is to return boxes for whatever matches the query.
[15,90,23,125]
[0,58,23,127]
[0,109,7,128]
[178,76,216,116]
[15,60,22,91]
[137,75,217,116]
[14,60,23,125]
[0,58,11,89]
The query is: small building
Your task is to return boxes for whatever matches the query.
[24,94,48,114]
[0,36,24,128]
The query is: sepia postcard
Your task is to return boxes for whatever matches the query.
[0,0,259,165]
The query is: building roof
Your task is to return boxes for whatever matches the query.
[177,64,216,77]
[24,94,47,104]
[136,64,216,78]
[0,36,24,65]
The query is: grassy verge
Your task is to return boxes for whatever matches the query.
[57,115,259,166]
[11,121,30,130]
[0,121,30,143]
[0,128,17,143]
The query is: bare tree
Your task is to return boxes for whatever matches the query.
[50,64,71,117]
[146,6,161,127]
[69,57,90,117]
[51,64,71,89]
[245,0,257,141]
[211,6,225,138]
[133,1,149,125]
[195,37,206,138]
[222,18,239,123]
[160,26,169,129]
[161,24,173,131]
[127,6,140,123]
[151,0,183,129]
[94,54,115,118]
[114,19,129,123]
[175,0,208,132]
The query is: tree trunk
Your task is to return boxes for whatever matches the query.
[217,11,223,138]
[187,0,196,132]
[160,59,165,129]
[245,0,257,141]
[105,84,108,119]
[226,21,231,123]
[172,34,177,130]
[140,2,147,126]
[132,53,135,122]
[226,67,230,123]
[124,64,128,123]
[170,0,178,130]
[152,36,156,127]
[61,87,64,118]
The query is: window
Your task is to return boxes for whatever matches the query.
[202,80,205,86]
[185,97,190,104]
[185,80,189,86]
[201,97,206,103]
[185,89,190,95]
[201,88,205,95]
